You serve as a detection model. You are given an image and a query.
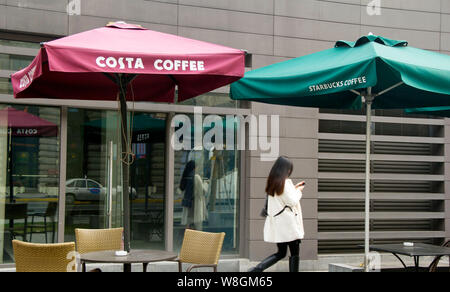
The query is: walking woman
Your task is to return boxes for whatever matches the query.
[249,156,305,272]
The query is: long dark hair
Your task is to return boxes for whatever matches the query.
[180,160,196,191]
[265,156,293,196]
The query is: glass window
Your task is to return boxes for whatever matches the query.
[64,108,123,242]
[0,104,60,264]
[64,109,167,252]
[0,78,13,95]
[75,180,86,188]
[129,113,167,250]
[0,53,35,71]
[0,39,41,49]
[178,93,241,108]
[172,114,240,254]
[87,180,100,189]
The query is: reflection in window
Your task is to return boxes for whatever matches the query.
[0,53,35,71]
[178,93,240,109]
[0,78,13,95]
[173,114,240,254]
[0,39,41,49]
[0,104,60,264]
[64,108,123,243]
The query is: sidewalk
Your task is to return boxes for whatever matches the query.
[0,254,447,272]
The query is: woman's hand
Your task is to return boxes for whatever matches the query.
[295,181,306,192]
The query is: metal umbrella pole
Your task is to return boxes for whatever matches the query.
[353,84,403,272]
[104,73,137,253]
[7,127,13,204]
[363,88,374,272]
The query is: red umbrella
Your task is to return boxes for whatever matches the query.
[0,107,58,203]
[0,107,58,137]
[10,21,245,252]
[11,21,244,102]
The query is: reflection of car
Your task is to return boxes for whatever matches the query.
[66,178,106,204]
[65,178,137,204]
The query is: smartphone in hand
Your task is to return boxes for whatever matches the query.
[296,181,306,188]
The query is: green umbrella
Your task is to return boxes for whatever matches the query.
[405,106,450,117]
[85,114,166,133]
[230,34,450,271]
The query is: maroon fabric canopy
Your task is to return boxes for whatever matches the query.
[11,22,245,102]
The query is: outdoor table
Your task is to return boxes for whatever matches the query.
[367,243,450,272]
[80,249,177,272]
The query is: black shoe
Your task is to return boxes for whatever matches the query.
[248,255,280,272]
[289,256,299,272]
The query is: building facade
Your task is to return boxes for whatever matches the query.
[0,0,449,268]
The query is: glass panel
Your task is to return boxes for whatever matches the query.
[0,53,34,71]
[87,180,100,189]
[0,40,41,49]
[74,179,86,188]
[0,54,8,71]
[0,78,13,95]
[172,114,240,254]
[64,109,167,250]
[0,104,60,264]
[178,93,240,108]
[64,108,123,242]
[129,113,167,250]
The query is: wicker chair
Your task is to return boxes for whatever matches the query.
[75,228,123,272]
[428,240,450,272]
[176,229,225,272]
[12,240,76,272]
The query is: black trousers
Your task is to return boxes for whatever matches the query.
[249,239,301,272]
[273,239,301,260]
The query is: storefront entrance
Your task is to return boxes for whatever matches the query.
[0,101,243,265]
[64,109,167,250]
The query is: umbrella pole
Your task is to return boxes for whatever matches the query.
[364,89,374,272]
[118,77,131,253]
[119,93,131,252]
[7,129,13,204]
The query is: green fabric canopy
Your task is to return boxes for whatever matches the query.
[231,35,450,109]
[230,35,450,272]
[405,106,450,117]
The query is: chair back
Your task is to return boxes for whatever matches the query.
[75,228,123,254]
[428,240,450,272]
[45,202,58,217]
[12,240,76,272]
[5,203,27,220]
[179,229,225,265]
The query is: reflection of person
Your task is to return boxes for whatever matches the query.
[248,156,305,273]
[180,160,208,230]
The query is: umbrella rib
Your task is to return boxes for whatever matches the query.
[168,74,178,85]
[375,82,404,97]
[102,73,117,84]
[349,82,404,101]
[350,89,361,96]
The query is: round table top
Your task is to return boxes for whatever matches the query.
[80,249,177,264]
